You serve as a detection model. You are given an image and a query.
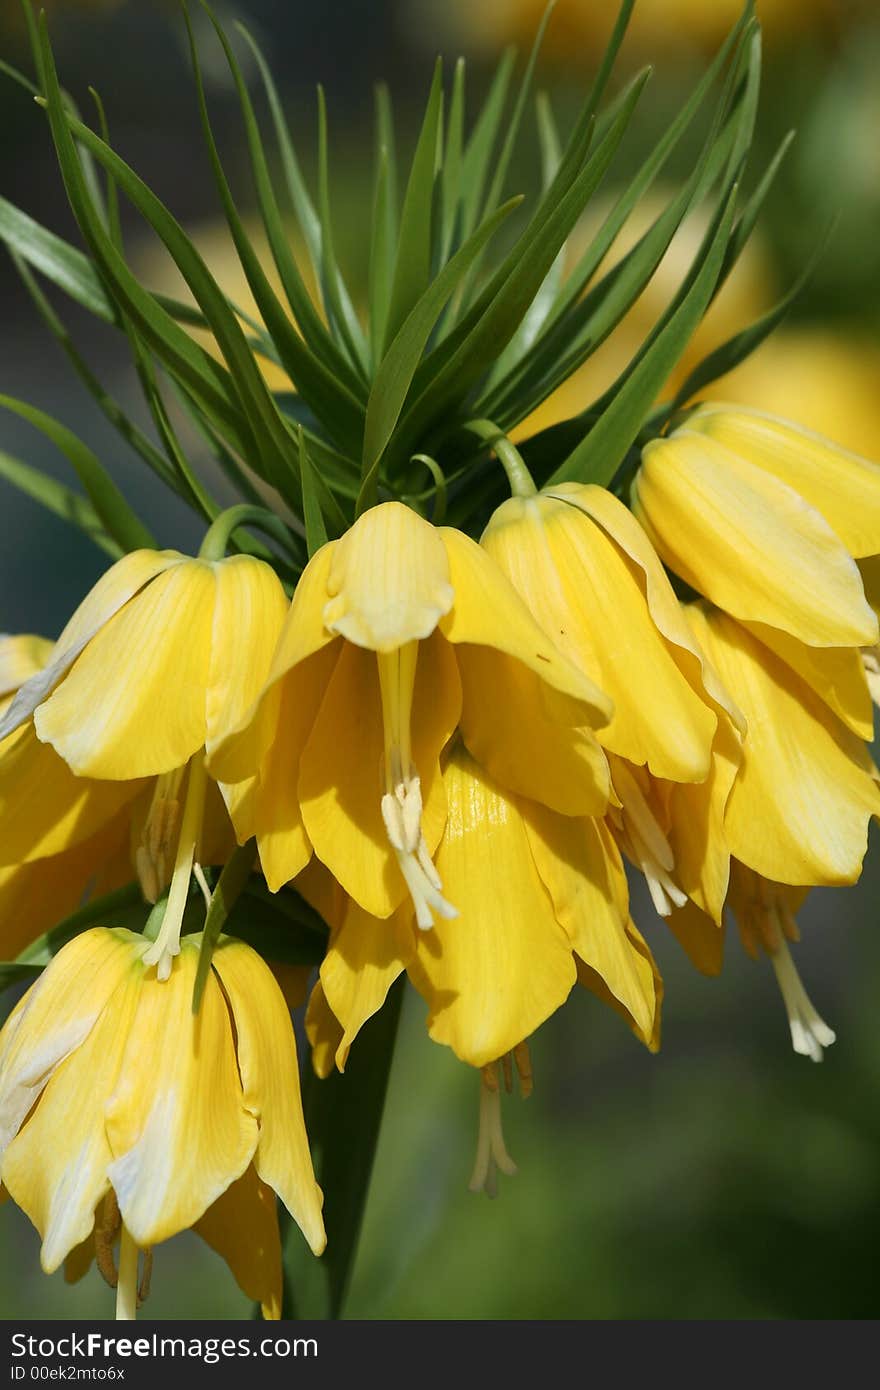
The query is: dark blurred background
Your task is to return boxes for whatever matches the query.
[1,0,879,1319]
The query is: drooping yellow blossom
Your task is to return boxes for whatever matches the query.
[303,742,660,1076]
[0,927,324,1319]
[685,604,880,888]
[0,550,287,974]
[211,502,613,926]
[632,410,880,647]
[480,484,740,783]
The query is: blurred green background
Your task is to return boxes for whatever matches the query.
[0,0,879,1320]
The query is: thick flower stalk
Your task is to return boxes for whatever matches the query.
[0,928,324,1319]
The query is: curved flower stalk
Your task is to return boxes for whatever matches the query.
[211,501,613,926]
[0,547,288,973]
[0,928,324,1319]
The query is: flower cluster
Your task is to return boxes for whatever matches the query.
[1,0,877,1323]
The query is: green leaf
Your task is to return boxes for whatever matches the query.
[0,395,155,552]
[458,48,515,243]
[481,1,557,221]
[11,884,145,978]
[440,58,465,263]
[316,86,370,379]
[299,425,329,556]
[0,445,120,557]
[669,217,831,411]
[386,72,647,473]
[548,186,738,488]
[282,977,403,1319]
[196,4,367,399]
[585,0,636,118]
[236,19,367,366]
[381,59,444,353]
[359,196,521,512]
[0,194,114,320]
[182,8,366,459]
[192,840,257,1014]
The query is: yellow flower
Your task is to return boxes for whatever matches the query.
[481,484,730,783]
[0,549,287,975]
[306,743,660,1074]
[685,603,880,888]
[632,409,879,647]
[212,502,612,927]
[0,927,324,1319]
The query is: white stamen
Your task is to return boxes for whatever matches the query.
[770,938,836,1063]
[377,644,456,929]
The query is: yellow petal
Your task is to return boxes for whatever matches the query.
[208,544,337,786]
[408,747,576,1067]
[575,920,662,1052]
[0,815,131,960]
[688,404,880,559]
[106,936,258,1247]
[634,431,878,647]
[205,555,289,760]
[0,927,135,1154]
[211,936,325,1256]
[0,720,142,865]
[665,899,725,977]
[456,644,610,815]
[663,705,742,923]
[324,502,453,651]
[2,962,140,1272]
[255,646,339,892]
[320,900,412,1071]
[0,634,53,698]
[299,633,459,918]
[741,621,874,740]
[439,525,612,719]
[305,980,344,1080]
[693,607,880,884]
[483,489,716,781]
[523,806,659,1044]
[36,561,216,779]
[294,856,347,933]
[195,1165,282,1320]
[0,550,181,743]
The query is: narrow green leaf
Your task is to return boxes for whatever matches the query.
[12,884,144,976]
[192,840,257,1014]
[316,86,369,379]
[299,425,329,556]
[440,57,465,262]
[182,9,366,459]
[585,0,636,117]
[381,59,444,353]
[386,73,647,473]
[359,196,521,512]
[199,3,367,397]
[0,395,154,552]
[0,194,114,320]
[480,1,557,219]
[0,445,120,556]
[458,48,515,242]
[548,186,738,488]
[236,19,366,364]
[669,219,831,411]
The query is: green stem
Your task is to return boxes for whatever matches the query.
[198,503,298,562]
[279,977,404,1319]
[460,418,537,498]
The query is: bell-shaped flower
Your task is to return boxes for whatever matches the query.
[0,927,324,1319]
[481,484,728,783]
[211,502,613,928]
[632,413,878,648]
